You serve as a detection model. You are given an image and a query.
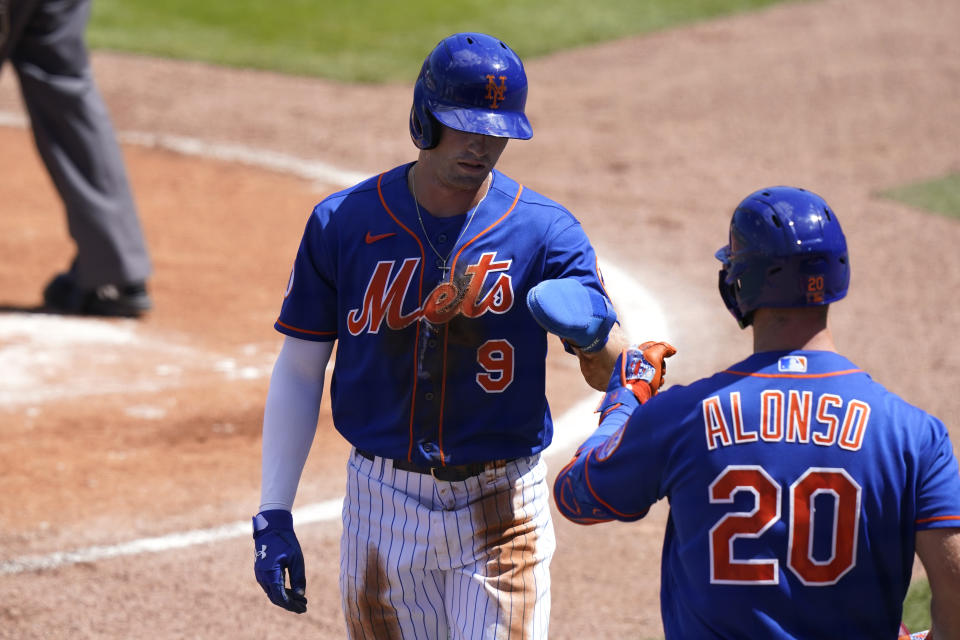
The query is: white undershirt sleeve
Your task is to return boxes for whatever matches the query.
[258,335,334,512]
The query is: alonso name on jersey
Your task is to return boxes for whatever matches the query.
[702,388,869,452]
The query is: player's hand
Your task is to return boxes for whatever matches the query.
[526,279,617,353]
[252,509,307,613]
[610,341,677,404]
[570,323,628,391]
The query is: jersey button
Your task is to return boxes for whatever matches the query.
[424,392,435,401]
[428,339,437,348]
[437,233,448,243]
[435,258,444,268]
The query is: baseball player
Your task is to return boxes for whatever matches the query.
[251,32,625,639]
[1,0,152,316]
[542,187,960,638]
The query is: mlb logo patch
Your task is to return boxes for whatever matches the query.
[778,355,808,373]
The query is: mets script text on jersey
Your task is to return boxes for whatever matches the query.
[347,252,514,335]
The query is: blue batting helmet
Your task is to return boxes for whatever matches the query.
[715,186,850,328]
[409,32,533,150]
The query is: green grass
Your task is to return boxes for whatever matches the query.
[902,578,932,633]
[880,173,960,220]
[88,0,799,83]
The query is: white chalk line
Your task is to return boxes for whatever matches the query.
[120,131,370,189]
[0,109,370,189]
[0,314,278,407]
[0,113,670,574]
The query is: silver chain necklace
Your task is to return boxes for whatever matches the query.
[410,166,489,278]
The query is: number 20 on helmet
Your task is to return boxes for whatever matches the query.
[715,186,851,328]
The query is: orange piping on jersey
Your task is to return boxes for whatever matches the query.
[722,368,863,379]
[583,450,648,519]
[447,184,522,276]
[555,458,613,524]
[555,457,583,515]
[377,171,428,462]
[433,184,524,464]
[557,456,578,479]
[594,254,612,300]
[916,515,960,524]
[599,402,625,422]
[275,319,337,337]
[577,518,617,525]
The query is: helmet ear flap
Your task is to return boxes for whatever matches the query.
[718,267,750,328]
[410,80,440,149]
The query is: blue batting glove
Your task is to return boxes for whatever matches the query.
[252,509,307,614]
[526,279,617,353]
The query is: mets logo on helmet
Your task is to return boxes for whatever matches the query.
[485,75,507,109]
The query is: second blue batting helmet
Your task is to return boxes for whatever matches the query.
[409,32,533,150]
[715,186,851,328]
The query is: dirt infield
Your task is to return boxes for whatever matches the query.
[1,0,959,637]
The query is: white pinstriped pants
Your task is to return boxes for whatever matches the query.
[340,448,555,640]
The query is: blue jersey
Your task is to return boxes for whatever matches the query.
[555,350,960,639]
[276,162,608,466]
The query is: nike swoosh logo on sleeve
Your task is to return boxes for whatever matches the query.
[365,231,397,244]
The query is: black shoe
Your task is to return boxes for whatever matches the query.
[43,272,152,318]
